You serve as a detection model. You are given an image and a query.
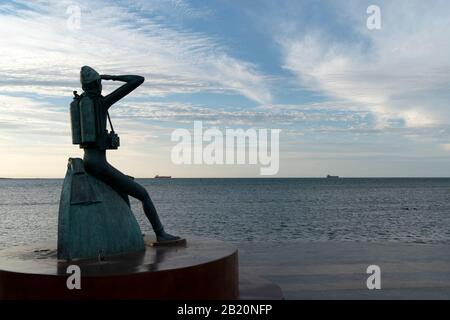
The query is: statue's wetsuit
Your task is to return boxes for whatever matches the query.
[80,73,178,242]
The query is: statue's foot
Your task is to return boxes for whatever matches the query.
[149,231,185,247]
[156,230,181,242]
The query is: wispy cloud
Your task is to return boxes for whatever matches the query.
[0,0,271,103]
[0,94,68,136]
[277,0,450,129]
[113,100,370,129]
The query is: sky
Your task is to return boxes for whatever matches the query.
[0,0,450,178]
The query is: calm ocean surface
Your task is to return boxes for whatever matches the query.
[1,178,450,248]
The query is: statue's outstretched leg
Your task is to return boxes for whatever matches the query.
[84,158,180,242]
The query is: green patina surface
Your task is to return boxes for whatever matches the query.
[57,158,145,260]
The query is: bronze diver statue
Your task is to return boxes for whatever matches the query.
[71,66,180,243]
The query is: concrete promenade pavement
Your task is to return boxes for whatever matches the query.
[238,241,450,299]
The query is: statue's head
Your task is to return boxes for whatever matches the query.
[80,66,102,94]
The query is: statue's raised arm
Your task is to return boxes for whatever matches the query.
[100,74,145,108]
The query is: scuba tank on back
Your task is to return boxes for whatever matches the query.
[79,95,97,144]
[70,90,119,149]
[70,90,97,146]
[70,91,82,145]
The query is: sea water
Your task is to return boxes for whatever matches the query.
[1,178,450,248]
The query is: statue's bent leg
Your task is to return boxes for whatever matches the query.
[86,161,165,235]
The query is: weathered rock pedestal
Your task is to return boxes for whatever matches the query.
[58,158,145,260]
[0,236,239,300]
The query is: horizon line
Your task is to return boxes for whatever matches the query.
[3,176,450,180]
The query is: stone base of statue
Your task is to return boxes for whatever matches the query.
[58,158,145,260]
[0,236,241,300]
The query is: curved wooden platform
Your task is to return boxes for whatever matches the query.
[0,236,238,300]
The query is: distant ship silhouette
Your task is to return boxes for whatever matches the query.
[154,175,171,179]
[326,175,339,179]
